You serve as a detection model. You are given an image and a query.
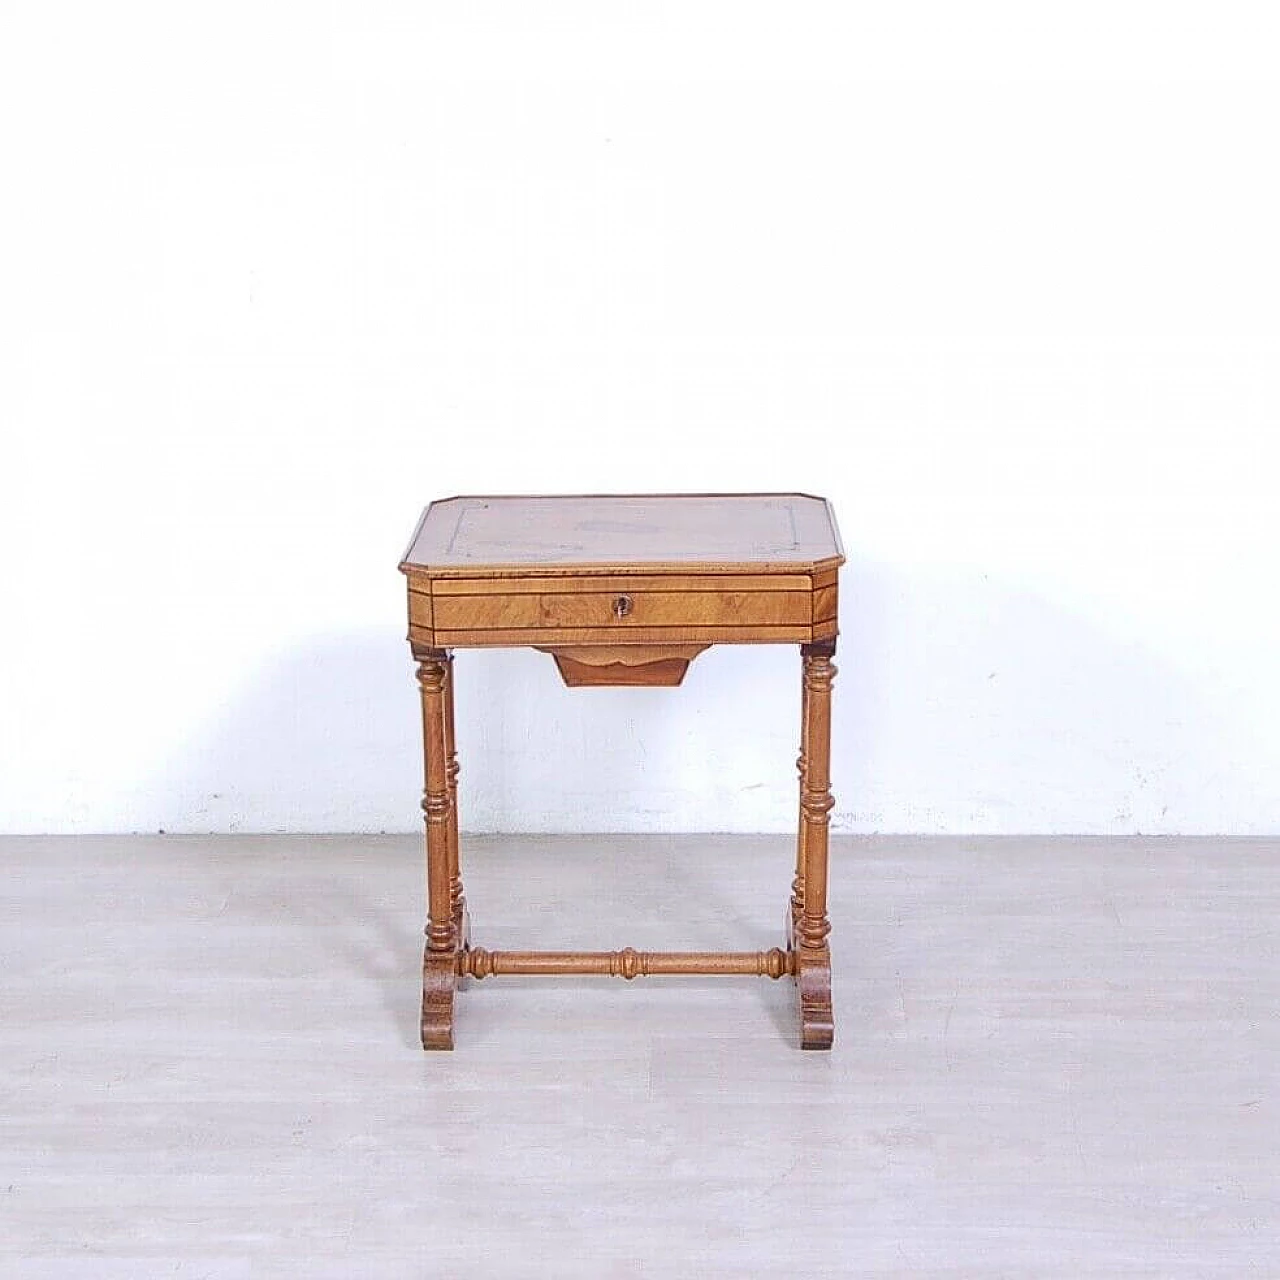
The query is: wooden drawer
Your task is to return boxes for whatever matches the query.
[432,588,807,632]
[407,572,834,647]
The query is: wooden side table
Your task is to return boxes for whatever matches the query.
[398,493,844,1049]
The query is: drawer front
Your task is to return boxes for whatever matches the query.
[431,588,809,632]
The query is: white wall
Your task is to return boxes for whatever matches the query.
[3,3,1278,835]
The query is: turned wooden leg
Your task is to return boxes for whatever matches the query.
[788,657,810,947]
[796,641,836,1049]
[416,650,459,1050]
[442,653,469,953]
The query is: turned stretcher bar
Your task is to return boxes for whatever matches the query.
[457,946,795,980]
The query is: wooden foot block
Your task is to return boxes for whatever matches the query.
[796,945,834,1050]
[421,948,459,1050]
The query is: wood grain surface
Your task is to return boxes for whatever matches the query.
[427,588,811,632]
[400,493,844,575]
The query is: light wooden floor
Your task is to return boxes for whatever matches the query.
[1,835,1277,1277]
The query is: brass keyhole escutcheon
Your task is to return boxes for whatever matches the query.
[613,595,633,619]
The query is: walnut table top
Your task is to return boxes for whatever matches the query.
[401,492,843,575]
